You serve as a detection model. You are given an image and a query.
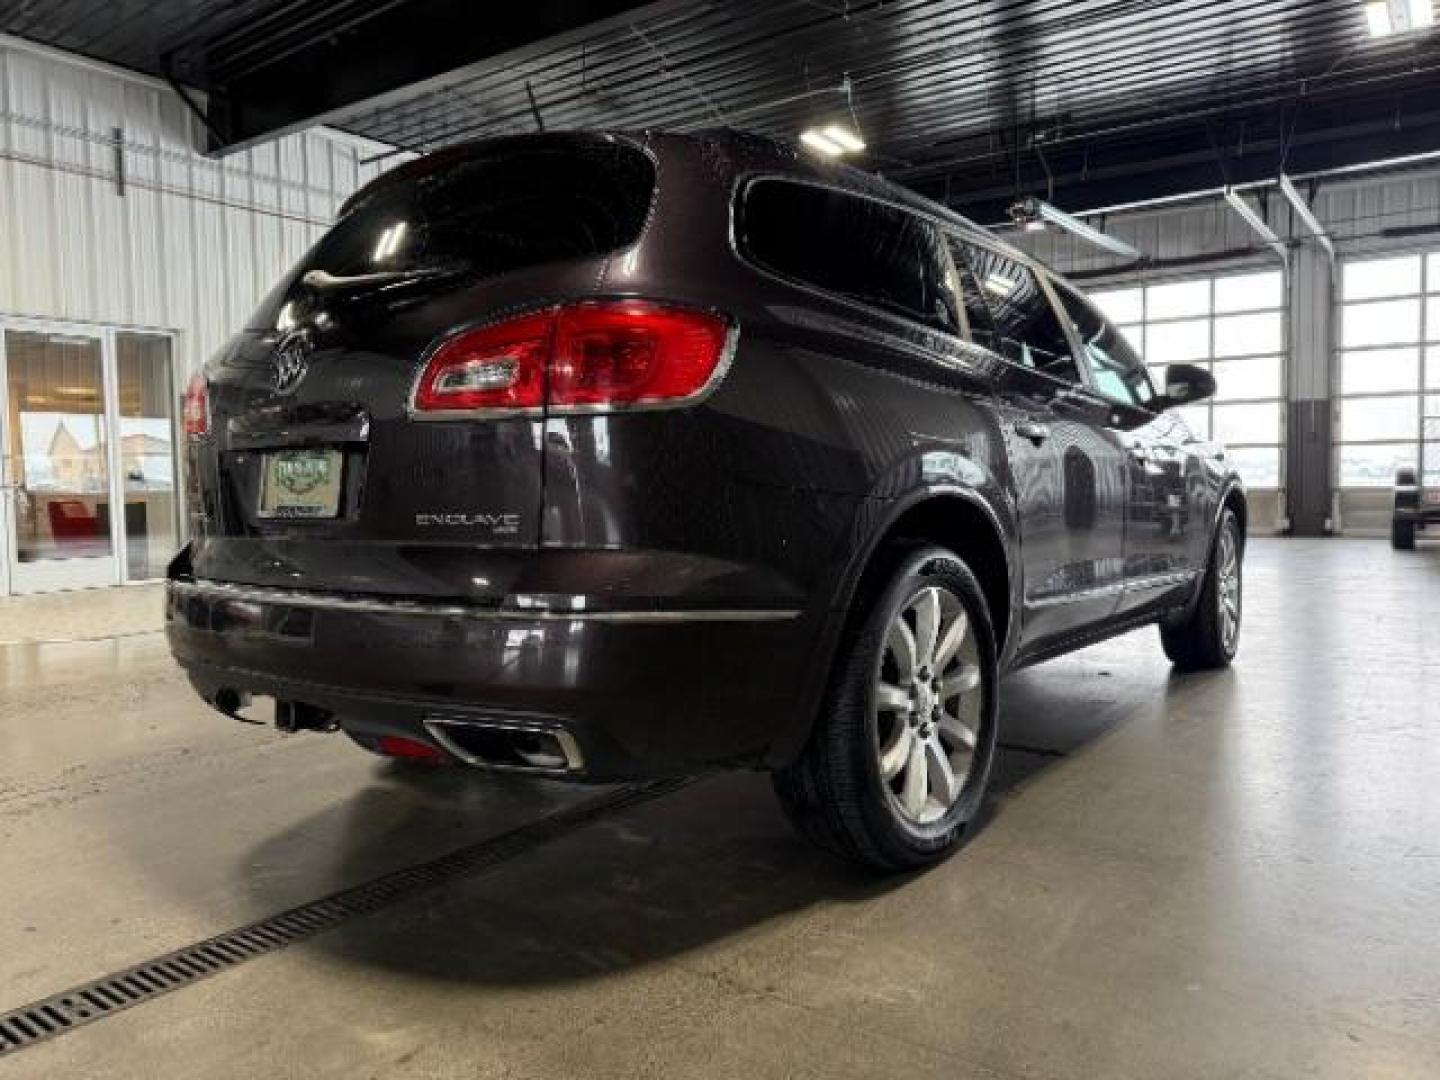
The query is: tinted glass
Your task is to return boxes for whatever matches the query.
[951,239,1080,382]
[1055,283,1154,407]
[740,180,960,333]
[250,141,655,329]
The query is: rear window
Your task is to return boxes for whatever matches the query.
[737,178,959,334]
[248,140,655,329]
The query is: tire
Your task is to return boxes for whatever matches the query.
[1392,517,1417,550]
[772,545,999,872]
[1160,508,1242,671]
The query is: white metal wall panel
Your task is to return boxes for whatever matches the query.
[0,36,400,379]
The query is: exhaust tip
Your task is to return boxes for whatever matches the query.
[423,716,584,774]
[212,687,251,719]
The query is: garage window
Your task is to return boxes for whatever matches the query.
[1090,270,1286,489]
[1336,253,1440,488]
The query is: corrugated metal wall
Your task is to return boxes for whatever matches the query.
[1010,165,1440,278]
[0,36,396,376]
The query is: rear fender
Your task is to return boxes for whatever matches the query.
[766,466,1016,769]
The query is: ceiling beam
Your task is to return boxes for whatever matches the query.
[192,0,670,154]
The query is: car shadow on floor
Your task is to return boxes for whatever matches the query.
[231,658,1179,988]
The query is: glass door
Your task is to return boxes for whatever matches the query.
[1,326,119,593]
[116,332,179,581]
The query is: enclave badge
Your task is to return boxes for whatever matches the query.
[272,330,312,394]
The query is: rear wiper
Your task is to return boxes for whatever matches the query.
[300,267,457,294]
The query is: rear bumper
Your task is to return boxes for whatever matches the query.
[165,578,814,780]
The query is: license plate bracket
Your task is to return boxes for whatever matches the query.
[257,448,345,519]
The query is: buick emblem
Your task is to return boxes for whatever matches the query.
[272,331,312,394]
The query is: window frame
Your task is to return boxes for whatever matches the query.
[943,231,1104,398]
[730,173,1155,414]
[1334,248,1440,488]
[1050,277,1157,409]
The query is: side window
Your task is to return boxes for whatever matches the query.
[950,239,1082,383]
[740,179,960,334]
[949,250,1000,351]
[1054,283,1156,409]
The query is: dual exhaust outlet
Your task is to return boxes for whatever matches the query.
[209,688,583,773]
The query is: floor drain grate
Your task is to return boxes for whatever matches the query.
[0,778,685,1059]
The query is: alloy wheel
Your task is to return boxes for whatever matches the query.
[1217,526,1241,652]
[872,585,983,825]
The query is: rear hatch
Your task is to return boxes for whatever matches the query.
[187,134,655,600]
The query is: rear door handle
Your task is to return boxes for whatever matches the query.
[1012,420,1050,445]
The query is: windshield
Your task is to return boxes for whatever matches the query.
[248,138,655,329]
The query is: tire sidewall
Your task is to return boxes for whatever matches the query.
[842,546,999,858]
[1215,509,1242,661]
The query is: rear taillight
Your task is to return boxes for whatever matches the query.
[182,373,209,437]
[410,300,732,417]
[411,310,553,415]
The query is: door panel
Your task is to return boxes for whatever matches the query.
[3,328,119,593]
[995,378,1129,648]
[946,239,1129,652]
[1116,410,1210,616]
[117,333,180,581]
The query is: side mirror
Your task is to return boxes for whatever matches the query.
[1158,362,1216,410]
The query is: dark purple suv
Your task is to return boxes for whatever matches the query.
[167,130,1245,869]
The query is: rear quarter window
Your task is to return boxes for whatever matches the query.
[248,140,655,329]
[737,178,959,334]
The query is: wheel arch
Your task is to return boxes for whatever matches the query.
[1221,482,1248,550]
[768,486,1016,769]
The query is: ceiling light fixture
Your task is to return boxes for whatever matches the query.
[1366,0,1435,37]
[1223,187,1288,263]
[1368,0,1394,35]
[800,125,865,157]
[822,125,866,153]
[1008,197,1143,260]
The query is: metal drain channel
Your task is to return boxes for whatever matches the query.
[0,778,686,1059]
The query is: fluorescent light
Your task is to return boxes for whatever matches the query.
[1411,0,1435,28]
[983,273,1018,297]
[1010,196,1142,259]
[1278,174,1335,259]
[1367,0,1394,34]
[822,125,866,152]
[800,129,845,156]
[1223,187,1288,263]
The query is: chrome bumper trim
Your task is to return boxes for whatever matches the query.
[169,579,802,624]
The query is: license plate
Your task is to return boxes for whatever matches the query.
[258,448,344,519]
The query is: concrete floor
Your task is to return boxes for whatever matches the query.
[1,538,1437,1079]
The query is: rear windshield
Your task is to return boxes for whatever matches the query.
[737,178,960,334]
[248,139,655,329]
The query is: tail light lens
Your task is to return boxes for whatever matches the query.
[411,310,553,415]
[182,373,210,437]
[411,300,732,417]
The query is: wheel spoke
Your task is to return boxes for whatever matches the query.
[912,588,941,670]
[940,664,980,699]
[887,619,918,681]
[879,724,913,781]
[926,741,961,807]
[901,739,928,817]
[939,712,977,750]
[875,682,910,712]
[934,609,970,670]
